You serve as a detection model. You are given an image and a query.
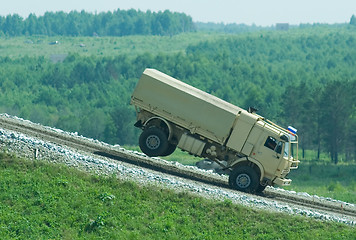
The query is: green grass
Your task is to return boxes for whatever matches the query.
[0,33,229,59]
[1,26,352,60]
[0,153,355,239]
[284,162,356,203]
[298,149,353,163]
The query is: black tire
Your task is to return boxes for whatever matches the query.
[161,143,177,156]
[229,165,259,193]
[139,127,169,157]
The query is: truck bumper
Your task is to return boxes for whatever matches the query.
[273,177,292,186]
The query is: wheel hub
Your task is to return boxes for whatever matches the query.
[236,173,251,188]
[146,135,160,150]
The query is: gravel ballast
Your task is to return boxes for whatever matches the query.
[0,114,355,226]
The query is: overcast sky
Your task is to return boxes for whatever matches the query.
[1,0,355,26]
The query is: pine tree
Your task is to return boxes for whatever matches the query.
[350,15,356,25]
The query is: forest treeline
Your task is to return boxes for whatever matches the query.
[0,9,195,36]
[0,27,355,163]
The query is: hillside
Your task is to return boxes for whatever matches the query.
[0,115,355,239]
[1,154,355,239]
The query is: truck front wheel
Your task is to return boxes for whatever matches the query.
[139,127,169,157]
[161,143,177,156]
[229,166,259,193]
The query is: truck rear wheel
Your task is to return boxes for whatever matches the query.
[139,127,169,157]
[229,166,259,193]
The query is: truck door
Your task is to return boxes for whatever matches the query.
[257,136,283,174]
[264,136,283,158]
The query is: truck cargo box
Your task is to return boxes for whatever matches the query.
[131,69,243,144]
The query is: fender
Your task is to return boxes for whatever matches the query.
[229,157,265,181]
[143,117,173,141]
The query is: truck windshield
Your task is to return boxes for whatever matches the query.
[284,134,297,158]
[284,142,289,157]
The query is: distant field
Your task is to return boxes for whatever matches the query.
[1,26,351,60]
[0,33,228,59]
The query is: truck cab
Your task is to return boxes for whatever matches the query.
[222,109,299,192]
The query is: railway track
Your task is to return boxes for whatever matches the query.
[0,114,355,222]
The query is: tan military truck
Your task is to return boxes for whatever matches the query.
[131,68,299,193]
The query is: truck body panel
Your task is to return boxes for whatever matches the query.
[131,69,242,145]
[177,133,206,156]
[226,110,260,153]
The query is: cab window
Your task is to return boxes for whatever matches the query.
[264,136,283,154]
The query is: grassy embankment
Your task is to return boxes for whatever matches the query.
[0,152,355,239]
